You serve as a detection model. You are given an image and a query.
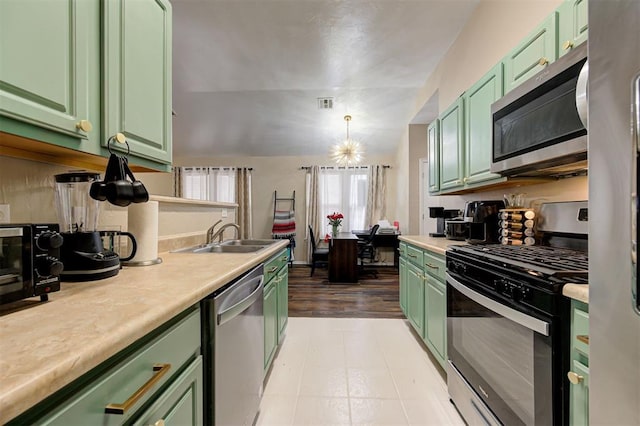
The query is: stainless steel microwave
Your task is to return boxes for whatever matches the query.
[491,42,588,177]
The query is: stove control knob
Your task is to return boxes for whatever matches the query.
[37,231,63,250]
[36,257,64,277]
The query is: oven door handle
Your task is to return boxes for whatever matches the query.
[447,272,550,336]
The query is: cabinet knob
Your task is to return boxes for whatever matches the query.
[76,120,93,132]
[567,371,584,384]
[463,177,468,183]
[154,420,165,426]
[114,132,127,143]
[563,40,574,50]
[538,57,549,66]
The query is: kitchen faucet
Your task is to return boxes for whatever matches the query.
[206,220,223,244]
[208,222,241,243]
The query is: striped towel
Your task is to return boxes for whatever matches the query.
[272,210,296,238]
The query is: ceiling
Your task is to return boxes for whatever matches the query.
[171,0,480,158]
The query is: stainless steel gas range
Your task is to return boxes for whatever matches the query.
[446,201,588,425]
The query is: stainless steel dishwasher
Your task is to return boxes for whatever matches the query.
[201,264,264,426]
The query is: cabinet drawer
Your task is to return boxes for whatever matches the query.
[405,244,424,267]
[38,308,201,425]
[264,248,288,283]
[572,301,589,357]
[423,250,445,281]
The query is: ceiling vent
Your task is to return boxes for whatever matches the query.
[317,97,334,110]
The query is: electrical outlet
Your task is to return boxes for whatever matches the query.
[221,208,228,218]
[0,204,10,223]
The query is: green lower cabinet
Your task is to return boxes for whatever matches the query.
[399,257,408,316]
[277,267,289,341]
[504,13,558,94]
[132,357,203,426]
[263,280,278,373]
[569,300,589,425]
[407,261,425,337]
[424,277,447,369]
[557,0,588,57]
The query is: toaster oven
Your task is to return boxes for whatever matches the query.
[0,224,63,305]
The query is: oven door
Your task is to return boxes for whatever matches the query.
[446,272,553,426]
[0,226,31,304]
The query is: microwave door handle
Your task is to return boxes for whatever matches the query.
[576,61,589,129]
[446,272,550,336]
[633,72,640,315]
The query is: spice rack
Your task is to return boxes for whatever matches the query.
[498,208,536,245]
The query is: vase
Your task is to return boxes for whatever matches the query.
[331,224,340,237]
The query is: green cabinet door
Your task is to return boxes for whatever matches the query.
[407,262,424,336]
[464,63,505,186]
[277,267,289,341]
[263,280,278,373]
[103,0,172,167]
[439,97,465,192]
[427,120,440,193]
[425,277,447,369]
[399,257,408,316]
[132,357,204,426]
[504,13,558,93]
[0,0,100,148]
[569,359,589,426]
[558,0,588,57]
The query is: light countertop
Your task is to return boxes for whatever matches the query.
[563,284,589,304]
[398,235,467,255]
[0,240,289,424]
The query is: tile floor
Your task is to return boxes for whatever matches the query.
[256,317,465,425]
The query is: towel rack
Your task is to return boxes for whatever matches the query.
[273,190,295,215]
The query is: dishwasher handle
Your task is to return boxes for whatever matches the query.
[217,275,264,326]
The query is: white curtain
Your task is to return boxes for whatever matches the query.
[178,167,236,202]
[365,165,387,227]
[305,166,320,261]
[317,167,368,235]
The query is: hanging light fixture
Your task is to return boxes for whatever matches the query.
[331,115,364,166]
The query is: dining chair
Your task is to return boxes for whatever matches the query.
[308,225,329,277]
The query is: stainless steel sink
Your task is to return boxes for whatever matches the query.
[219,239,277,246]
[172,240,276,254]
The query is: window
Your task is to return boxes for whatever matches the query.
[314,167,369,234]
[179,167,236,202]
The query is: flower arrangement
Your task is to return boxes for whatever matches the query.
[327,212,344,236]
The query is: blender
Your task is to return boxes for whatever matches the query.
[54,172,121,281]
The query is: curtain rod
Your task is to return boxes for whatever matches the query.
[177,167,253,171]
[299,165,391,170]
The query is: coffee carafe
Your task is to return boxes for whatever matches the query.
[54,172,135,281]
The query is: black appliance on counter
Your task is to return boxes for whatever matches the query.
[463,200,505,244]
[446,201,588,425]
[429,207,461,238]
[0,224,63,305]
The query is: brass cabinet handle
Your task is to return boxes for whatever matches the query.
[539,57,549,66]
[114,132,127,143]
[76,119,93,132]
[154,420,166,426]
[281,256,288,261]
[105,363,171,414]
[407,253,417,258]
[563,40,574,50]
[567,371,584,384]
[425,263,439,270]
[268,266,278,273]
[576,334,589,345]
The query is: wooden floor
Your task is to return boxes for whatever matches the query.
[287,265,403,319]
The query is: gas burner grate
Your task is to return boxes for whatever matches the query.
[457,244,589,275]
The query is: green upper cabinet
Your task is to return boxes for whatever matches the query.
[557,0,588,57]
[439,97,465,191]
[103,0,172,166]
[463,63,504,186]
[0,0,100,151]
[504,13,558,94]
[427,120,440,193]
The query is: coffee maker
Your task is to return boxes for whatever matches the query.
[54,172,121,281]
[463,200,505,244]
[429,207,462,237]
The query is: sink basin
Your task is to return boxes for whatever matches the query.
[172,242,269,254]
[219,239,277,246]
